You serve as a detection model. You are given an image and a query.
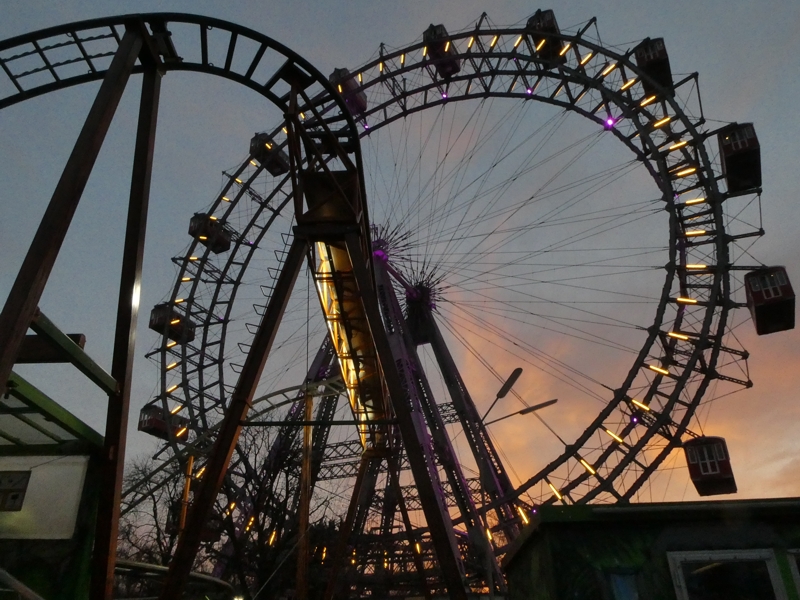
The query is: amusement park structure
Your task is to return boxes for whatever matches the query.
[0,8,793,600]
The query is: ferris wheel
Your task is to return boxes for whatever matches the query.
[124,9,777,598]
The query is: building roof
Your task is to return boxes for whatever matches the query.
[502,496,800,570]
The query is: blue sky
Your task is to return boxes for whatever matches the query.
[2,0,800,501]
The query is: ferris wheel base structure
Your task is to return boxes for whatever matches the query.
[0,8,794,600]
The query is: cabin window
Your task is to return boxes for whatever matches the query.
[727,128,751,152]
[713,443,726,461]
[776,270,788,286]
[639,40,664,62]
[668,549,787,600]
[760,274,783,299]
[686,447,698,464]
[696,444,720,475]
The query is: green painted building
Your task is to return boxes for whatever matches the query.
[502,498,800,600]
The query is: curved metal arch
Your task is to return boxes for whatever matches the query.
[111,13,764,600]
[147,15,750,511]
[332,20,743,505]
[1,13,336,115]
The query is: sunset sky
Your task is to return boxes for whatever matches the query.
[2,0,799,505]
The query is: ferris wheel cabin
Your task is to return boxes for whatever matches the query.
[249,132,290,176]
[137,402,189,442]
[329,68,367,117]
[149,302,196,344]
[718,123,762,195]
[683,436,737,496]
[634,38,674,97]
[422,24,461,78]
[526,9,567,64]
[745,267,795,335]
[188,213,232,254]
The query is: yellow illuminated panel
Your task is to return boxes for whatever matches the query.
[648,365,670,376]
[313,242,386,447]
[548,482,563,500]
[580,459,596,475]
[605,429,624,443]
[631,399,650,411]
[668,331,690,340]
[601,62,617,76]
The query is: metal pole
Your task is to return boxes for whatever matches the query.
[295,393,313,600]
[159,237,308,600]
[0,28,143,397]
[90,57,161,600]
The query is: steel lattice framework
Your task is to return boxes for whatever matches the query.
[0,11,766,600]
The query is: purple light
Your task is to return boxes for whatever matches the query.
[526,87,533,94]
[363,122,369,129]
[442,93,448,99]
[605,116,616,129]
[373,249,388,262]
[632,416,638,423]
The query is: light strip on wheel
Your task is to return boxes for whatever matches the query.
[548,483,563,500]
[648,365,670,376]
[631,399,650,411]
[676,297,698,304]
[605,429,624,443]
[668,331,690,340]
[653,116,671,128]
[620,78,636,90]
[580,459,596,475]
[601,62,617,76]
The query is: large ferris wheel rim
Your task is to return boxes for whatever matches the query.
[158,16,738,505]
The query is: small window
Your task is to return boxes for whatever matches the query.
[760,274,783,299]
[608,572,639,600]
[0,471,31,511]
[686,447,698,464]
[697,444,720,475]
[714,443,726,461]
[750,277,761,292]
[669,550,788,600]
[776,270,788,286]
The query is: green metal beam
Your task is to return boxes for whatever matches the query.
[6,372,104,448]
[29,310,118,395]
